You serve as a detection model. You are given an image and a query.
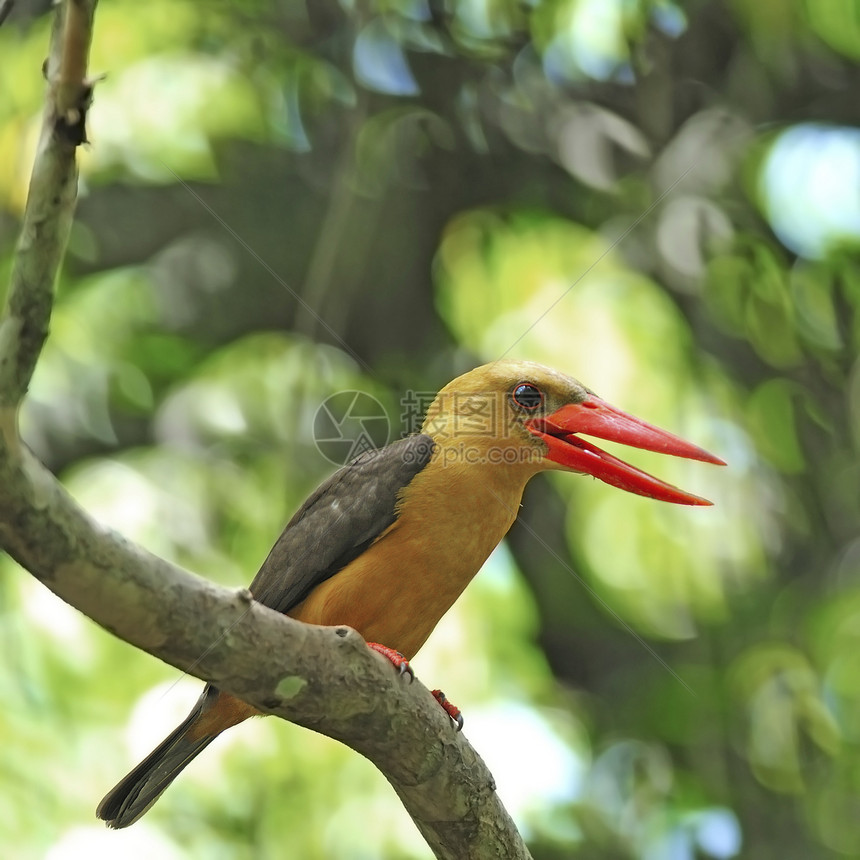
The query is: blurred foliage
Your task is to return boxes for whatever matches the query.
[2,0,860,857]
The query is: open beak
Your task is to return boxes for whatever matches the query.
[525,395,725,506]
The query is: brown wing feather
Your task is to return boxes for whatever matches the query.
[248,434,434,614]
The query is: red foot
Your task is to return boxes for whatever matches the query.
[367,642,414,682]
[432,689,464,732]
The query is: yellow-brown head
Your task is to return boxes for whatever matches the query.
[421,359,724,505]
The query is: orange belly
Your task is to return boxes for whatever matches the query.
[288,535,461,660]
[288,462,526,658]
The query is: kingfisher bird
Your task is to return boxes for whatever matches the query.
[97,359,723,828]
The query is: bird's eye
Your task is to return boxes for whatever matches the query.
[511,382,543,411]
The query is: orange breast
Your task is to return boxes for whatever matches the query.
[288,458,530,659]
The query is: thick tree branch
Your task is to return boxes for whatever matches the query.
[0,444,530,859]
[0,3,533,858]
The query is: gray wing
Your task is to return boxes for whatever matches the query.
[248,434,435,614]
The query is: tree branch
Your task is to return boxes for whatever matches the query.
[0,3,533,858]
[0,0,96,412]
[0,0,16,29]
[0,443,530,859]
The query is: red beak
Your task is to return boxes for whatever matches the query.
[525,395,725,506]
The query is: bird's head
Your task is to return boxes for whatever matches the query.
[421,360,724,505]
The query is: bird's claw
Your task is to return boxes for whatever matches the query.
[367,642,414,683]
[432,689,464,732]
[366,645,462,729]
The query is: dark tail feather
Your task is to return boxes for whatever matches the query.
[96,687,219,829]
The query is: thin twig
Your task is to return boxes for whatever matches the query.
[0,0,16,28]
[0,0,98,409]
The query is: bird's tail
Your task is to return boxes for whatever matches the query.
[96,685,222,829]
